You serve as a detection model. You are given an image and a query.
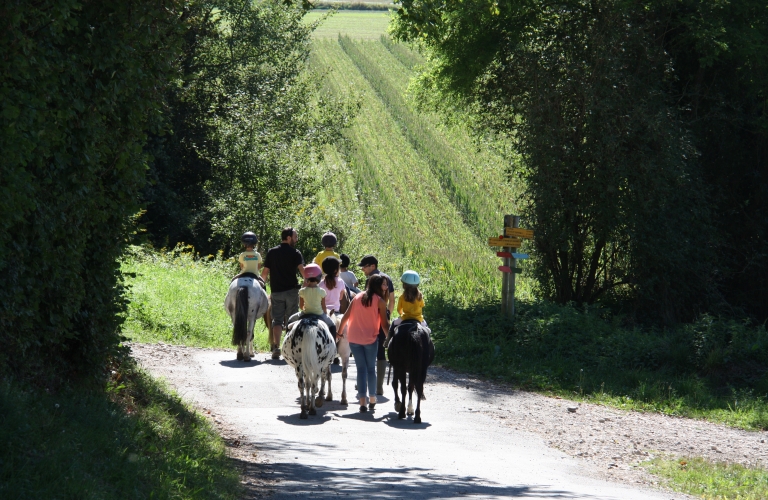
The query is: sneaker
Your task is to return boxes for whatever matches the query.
[271,348,280,360]
[359,405,367,413]
[368,402,376,411]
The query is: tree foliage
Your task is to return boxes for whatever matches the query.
[393,0,768,322]
[0,0,185,382]
[142,0,355,255]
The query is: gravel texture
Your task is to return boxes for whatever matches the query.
[129,342,768,497]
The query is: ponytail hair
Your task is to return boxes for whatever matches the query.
[401,282,422,303]
[321,256,340,289]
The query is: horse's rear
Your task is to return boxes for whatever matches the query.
[224,277,269,361]
[282,317,337,419]
[387,321,435,423]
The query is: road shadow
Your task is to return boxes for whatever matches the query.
[232,440,610,499]
[277,413,333,426]
[219,359,262,368]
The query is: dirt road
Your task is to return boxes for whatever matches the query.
[131,342,766,499]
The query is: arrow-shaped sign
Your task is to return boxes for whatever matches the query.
[497,251,513,258]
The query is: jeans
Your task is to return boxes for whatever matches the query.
[349,341,378,400]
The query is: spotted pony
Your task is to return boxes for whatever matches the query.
[281,316,337,419]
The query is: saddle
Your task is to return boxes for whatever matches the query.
[232,272,266,290]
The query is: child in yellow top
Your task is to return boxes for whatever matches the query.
[313,232,340,267]
[289,263,337,337]
[233,231,265,288]
[389,270,429,337]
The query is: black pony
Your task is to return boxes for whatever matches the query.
[387,320,435,423]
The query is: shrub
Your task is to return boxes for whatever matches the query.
[0,1,184,384]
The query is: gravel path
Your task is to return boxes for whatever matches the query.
[129,342,767,498]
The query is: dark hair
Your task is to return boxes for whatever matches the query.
[281,227,295,240]
[306,276,320,283]
[322,257,340,289]
[339,253,350,268]
[362,274,385,307]
[401,282,422,303]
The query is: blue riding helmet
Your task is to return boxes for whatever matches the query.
[401,270,420,285]
[241,231,258,245]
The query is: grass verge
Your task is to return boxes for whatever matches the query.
[0,356,241,499]
[646,457,768,499]
[429,298,768,431]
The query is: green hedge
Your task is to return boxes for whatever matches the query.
[0,1,184,384]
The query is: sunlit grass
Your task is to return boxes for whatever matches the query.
[647,457,768,499]
[305,10,391,39]
[121,245,271,351]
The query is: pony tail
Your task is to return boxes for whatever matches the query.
[325,273,335,290]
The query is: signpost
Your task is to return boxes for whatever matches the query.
[488,215,534,318]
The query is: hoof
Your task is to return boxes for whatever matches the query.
[414,416,421,424]
[340,398,348,405]
[325,394,332,402]
[309,407,317,416]
[236,350,243,361]
[407,406,414,416]
[398,412,405,420]
[315,397,324,407]
[333,357,340,365]
[300,411,308,420]
[394,401,401,412]
[243,356,251,362]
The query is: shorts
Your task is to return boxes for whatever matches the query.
[271,289,299,327]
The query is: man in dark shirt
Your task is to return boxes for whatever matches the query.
[358,254,395,394]
[261,227,305,359]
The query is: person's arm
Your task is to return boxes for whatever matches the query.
[297,264,305,279]
[299,296,305,311]
[260,266,269,281]
[321,297,327,312]
[337,301,353,339]
[378,298,390,332]
[387,285,395,312]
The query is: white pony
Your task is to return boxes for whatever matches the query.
[224,275,269,362]
[281,317,337,419]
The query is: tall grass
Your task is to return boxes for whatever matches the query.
[647,457,768,499]
[121,245,271,351]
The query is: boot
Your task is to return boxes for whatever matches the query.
[376,359,387,395]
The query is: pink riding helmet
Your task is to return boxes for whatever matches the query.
[304,263,322,280]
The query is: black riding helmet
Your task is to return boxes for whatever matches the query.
[321,231,337,248]
[321,256,341,275]
[241,231,257,246]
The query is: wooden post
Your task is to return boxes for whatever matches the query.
[501,214,519,318]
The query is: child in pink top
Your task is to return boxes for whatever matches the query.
[319,256,345,313]
[338,274,390,412]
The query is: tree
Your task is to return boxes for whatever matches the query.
[142,0,354,255]
[393,0,766,321]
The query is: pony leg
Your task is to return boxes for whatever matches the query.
[297,366,308,419]
[407,375,415,416]
[236,345,243,361]
[397,371,407,419]
[324,367,333,402]
[308,375,318,415]
[414,378,424,424]
[316,369,327,406]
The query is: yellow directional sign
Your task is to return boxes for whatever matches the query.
[505,227,534,239]
[488,237,521,248]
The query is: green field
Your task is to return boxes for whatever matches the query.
[306,10,391,39]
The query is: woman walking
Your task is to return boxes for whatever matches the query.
[337,274,390,412]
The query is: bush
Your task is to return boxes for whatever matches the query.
[0,1,184,384]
